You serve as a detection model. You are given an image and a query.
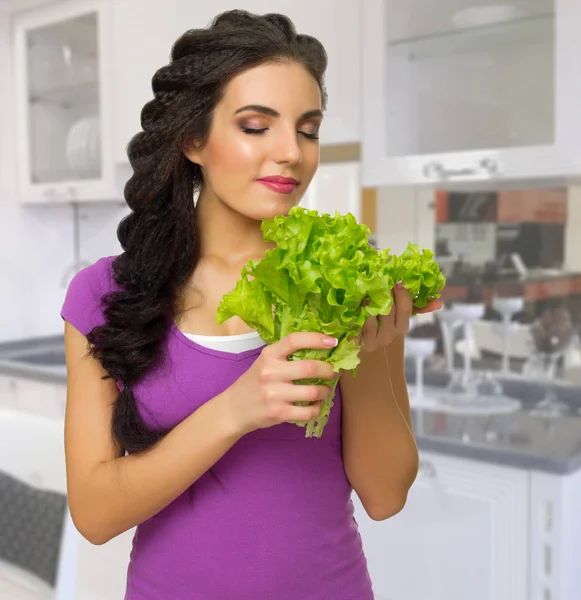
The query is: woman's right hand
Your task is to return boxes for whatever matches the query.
[222,332,339,436]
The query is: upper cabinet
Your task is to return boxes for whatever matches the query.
[13,0,120,203]
[361,0,581,187]
[112,0,361,164]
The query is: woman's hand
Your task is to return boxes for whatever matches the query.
[223,332,338,436]
[359,283,443,353]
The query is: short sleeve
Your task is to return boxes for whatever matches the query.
[60,256,116,336]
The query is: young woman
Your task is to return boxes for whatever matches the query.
[61,9,441,600]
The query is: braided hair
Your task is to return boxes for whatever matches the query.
[84,10,328,464]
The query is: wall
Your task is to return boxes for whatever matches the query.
[375,185,436,254]
[564,185,581,272]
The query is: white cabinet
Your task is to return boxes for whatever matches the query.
[362,0,581,187]
[112,0,361,163]
[353,451,529,600]
[13,0,120,203]
[530,469,581,600]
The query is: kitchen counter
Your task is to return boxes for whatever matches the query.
[409,368,581,475]
[2,336,581,475]
[0,335,66,385]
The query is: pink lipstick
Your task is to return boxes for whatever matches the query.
[257,175,299,194]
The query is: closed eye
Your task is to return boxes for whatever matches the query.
[242,127,319,140]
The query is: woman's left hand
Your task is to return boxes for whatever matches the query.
[359,283,443,353]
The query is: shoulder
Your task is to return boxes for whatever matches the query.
[60,255,120,336]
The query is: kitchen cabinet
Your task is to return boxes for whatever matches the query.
[352,451,529,600]
[13,0,120,203]
[112,0,361,163]
[361,0,581,187]
[530,469,581,600]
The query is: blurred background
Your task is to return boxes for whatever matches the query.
[1,0,580,598]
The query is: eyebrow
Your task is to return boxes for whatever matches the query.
[233,105,323,120]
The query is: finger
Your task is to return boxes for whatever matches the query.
[377,312,396,346]
[281,359,337,383]
[393,283,414,334]
[375,290,396,345]
[272,382,333,405]
[361,313,379,343]
[288,400,325,423]
[414,298,444,314]
[269,331,338,360]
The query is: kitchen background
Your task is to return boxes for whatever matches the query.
[1,0,580,599]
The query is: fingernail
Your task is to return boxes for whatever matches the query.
[323,336,338,347]
[395,281,403,290]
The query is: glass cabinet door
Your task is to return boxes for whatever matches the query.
[25,11,101,185]
[384,0,555,158]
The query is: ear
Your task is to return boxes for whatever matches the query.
[183,140,204,166]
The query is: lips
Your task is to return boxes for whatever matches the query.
[257,175,299,194]
[258,175,299,185]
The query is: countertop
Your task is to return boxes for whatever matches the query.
[0,335,67,385]
[411,369,581,475]
[2,335,581,475]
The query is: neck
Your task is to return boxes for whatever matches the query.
[194,188,273,266]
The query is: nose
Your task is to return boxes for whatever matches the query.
[272,126,302,166]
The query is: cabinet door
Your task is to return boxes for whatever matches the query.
[353,452,529,600]
[13,0,118,203]
[362,0,581,187]
[529,470,581,600]
[113,0,360,162]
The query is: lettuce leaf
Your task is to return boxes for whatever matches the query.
[216,206,446,438]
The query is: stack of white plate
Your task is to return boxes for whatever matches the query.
[66,116,100,179]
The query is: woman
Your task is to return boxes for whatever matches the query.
[61,9,441,600]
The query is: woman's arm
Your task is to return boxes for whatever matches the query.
[64,322,243,546]
[340,334,418,521]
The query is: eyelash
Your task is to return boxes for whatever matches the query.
[241,127,319,140]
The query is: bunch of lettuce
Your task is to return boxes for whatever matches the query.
[216,206,446,438]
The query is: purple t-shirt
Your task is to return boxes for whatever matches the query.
[60,255,374,600]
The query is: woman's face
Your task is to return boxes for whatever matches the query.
[185,61,323,222]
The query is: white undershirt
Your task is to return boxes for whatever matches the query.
[183,331,266,353]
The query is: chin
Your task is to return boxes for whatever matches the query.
[250,199,303,221]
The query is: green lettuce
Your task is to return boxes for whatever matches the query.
[216,206,446,438]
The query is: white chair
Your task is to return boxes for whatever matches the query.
[0,408,79,600]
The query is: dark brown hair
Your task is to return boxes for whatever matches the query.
[84,10,328,467]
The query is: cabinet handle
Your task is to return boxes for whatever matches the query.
[422,158,500,179]
[422,161,478,179]
[479,157,498,175]
[418,459,437,478]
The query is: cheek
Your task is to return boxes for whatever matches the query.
[206,132,259,176]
